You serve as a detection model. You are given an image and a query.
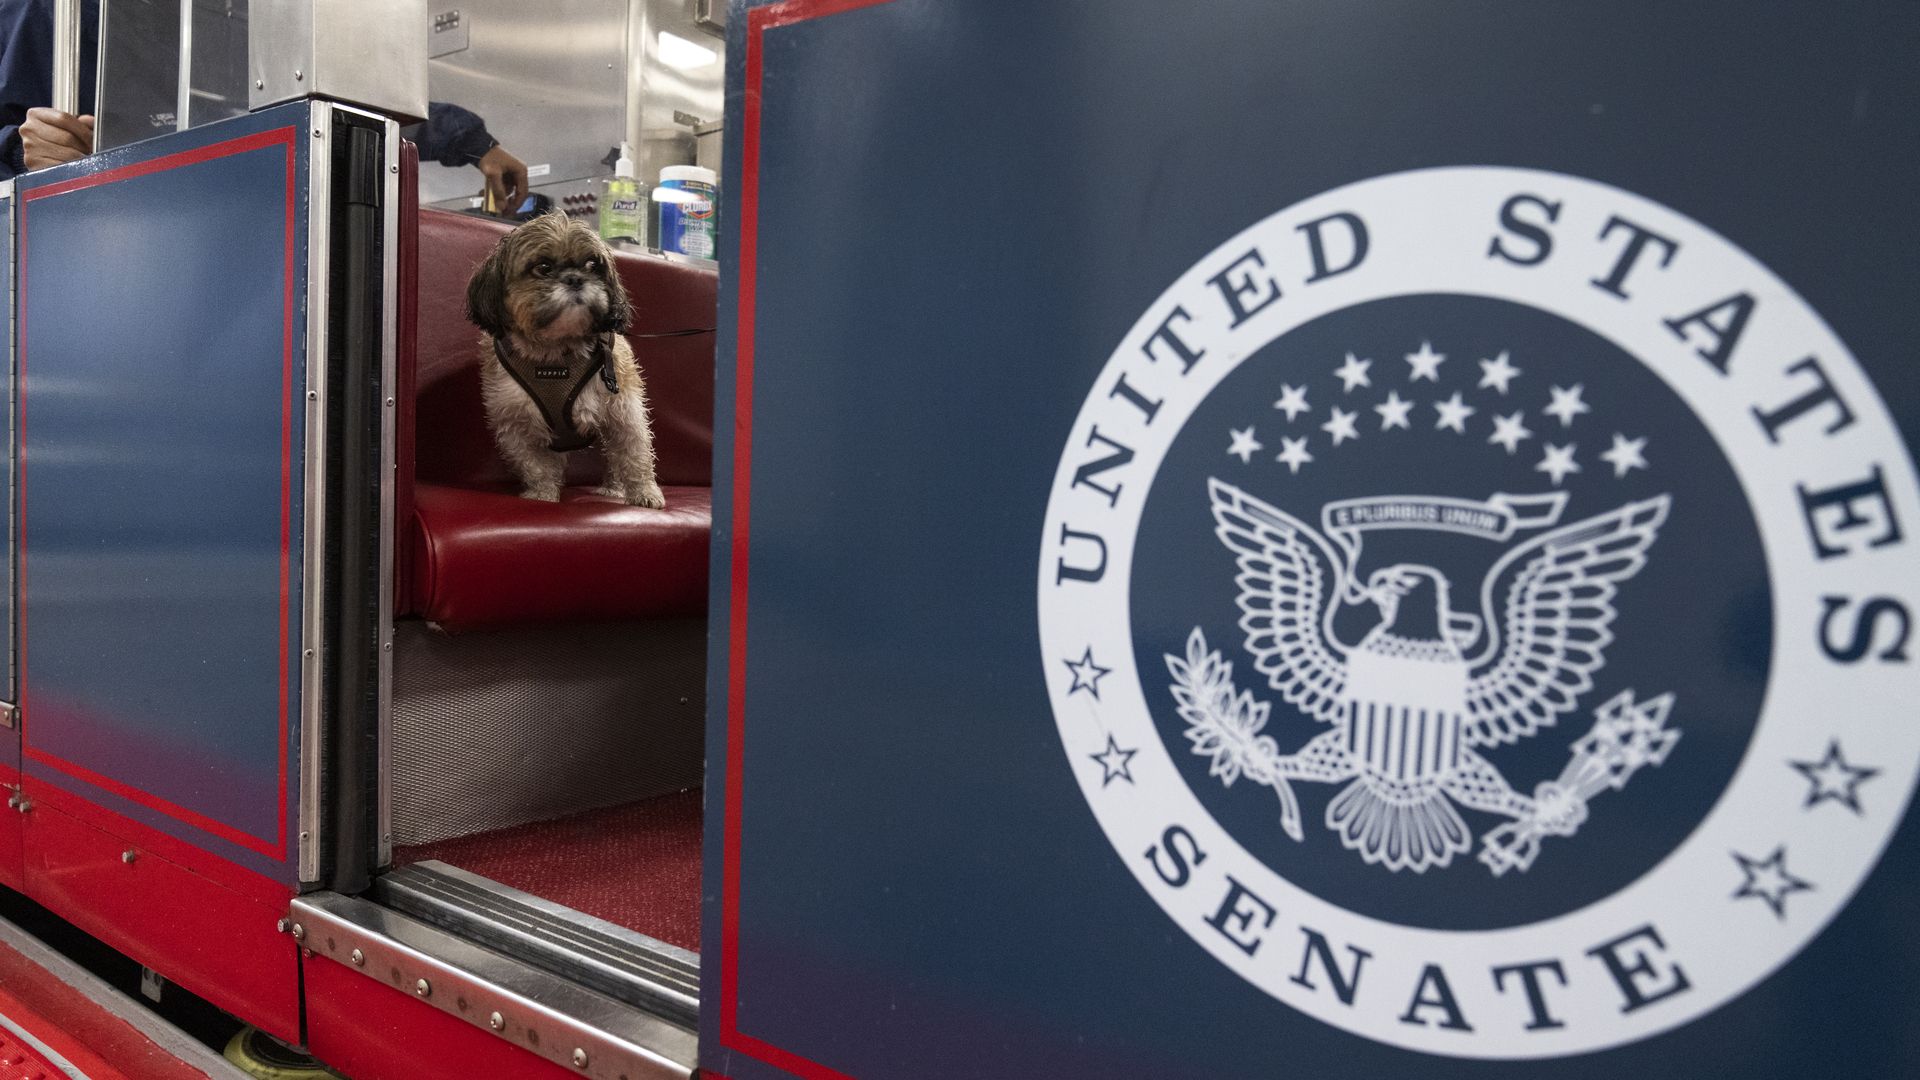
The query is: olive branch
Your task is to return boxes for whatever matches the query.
[1164,627,1304,841]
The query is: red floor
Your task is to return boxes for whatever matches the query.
[0,937,216,1080]
[394,789,703,952]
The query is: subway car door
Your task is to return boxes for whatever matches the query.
[702,3,1920,1079]
[11,100,394,1041]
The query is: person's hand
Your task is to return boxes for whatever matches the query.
[478,144,528,214]
[22,108,94,171]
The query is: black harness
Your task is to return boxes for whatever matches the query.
[493,334,620,452]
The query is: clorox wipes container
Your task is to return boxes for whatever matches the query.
[654,164,718,259]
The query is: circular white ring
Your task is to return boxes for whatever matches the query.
[1037,167,1920,1057]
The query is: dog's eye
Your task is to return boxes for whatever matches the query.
[584,259,599,273]
[533,261,553,277]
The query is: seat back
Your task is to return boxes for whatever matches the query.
[410,209,717,490]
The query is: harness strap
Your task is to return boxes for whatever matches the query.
[493,334,620,452]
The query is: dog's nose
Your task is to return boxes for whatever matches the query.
[562,272,585,289]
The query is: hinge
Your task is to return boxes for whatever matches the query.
[0,702,17,729]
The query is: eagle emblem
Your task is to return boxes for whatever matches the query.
[1169,479,1681,875]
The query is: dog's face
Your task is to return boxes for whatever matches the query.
[466,212,632,342]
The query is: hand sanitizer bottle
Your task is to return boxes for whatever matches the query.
[599,142,644,246]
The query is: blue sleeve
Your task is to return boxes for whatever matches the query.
[0,0,99,180]
[403,101,497,168]
[0,0,56,179]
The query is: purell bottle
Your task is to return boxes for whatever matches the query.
[598,142,645,246]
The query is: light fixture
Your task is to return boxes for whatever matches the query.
[658,31,718,71]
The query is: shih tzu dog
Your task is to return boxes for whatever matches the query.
[466,213,665,508]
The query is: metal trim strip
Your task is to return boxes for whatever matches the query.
[299,101,333,884]
[376,862,698,1025]
[291,893,694,1080]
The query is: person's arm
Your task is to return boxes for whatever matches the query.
[0,0,100,178]
[405,100,528,211]
[0,0,57,179]
[21,106,91,170]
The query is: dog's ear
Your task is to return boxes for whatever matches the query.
[594,248,632,334]
[466,237,513,337]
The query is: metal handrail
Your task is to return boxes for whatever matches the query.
[51,0,82,115]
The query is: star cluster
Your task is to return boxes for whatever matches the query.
[1225,341,1652,486]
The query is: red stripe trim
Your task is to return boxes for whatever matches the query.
[17,124,299,866]
[25,747,282,859]
[720,0,768,1046]
[23,126,296,203]
[27,780,290,908]
[721,1,900,1077]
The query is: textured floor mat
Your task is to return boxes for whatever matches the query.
[394,789,703,952]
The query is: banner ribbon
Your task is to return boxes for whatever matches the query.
[1321,492,1568,600]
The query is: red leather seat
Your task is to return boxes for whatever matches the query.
[399,205,716,631]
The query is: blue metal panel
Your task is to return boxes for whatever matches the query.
[0,185,12,707]
[706,3,1920,1078]
[15,104,309,881]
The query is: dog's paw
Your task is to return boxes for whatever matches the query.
[627,483,666,509]
[520,485,563,502]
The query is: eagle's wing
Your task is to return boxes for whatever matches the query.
[1463,495,1670,746]
[1208,478,1348,724]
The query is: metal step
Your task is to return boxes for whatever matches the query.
[372,861,699,1027]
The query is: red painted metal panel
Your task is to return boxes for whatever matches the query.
[21,795,300,1044]
[26,778,288,909]
[0,761,23,895]
[303,956,584,1080]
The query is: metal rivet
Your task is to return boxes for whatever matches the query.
[350,948,364,966]
[390,164,399,173]
[312,128,322,138]
[415,978,431,997]
[254,79,264,90]
[383,642,393,652]
[385,397,395,407]
[290,924,306,942]
[572,1048,588,1068]
[303,648,315,658]
[489,1011,504,1031]
[294,70,304,81]
[301,947,312,958]
[121,850,136,864]
[298,830,310,841]
[276,918,289,934]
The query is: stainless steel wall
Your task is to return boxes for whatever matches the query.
[418,0,724,211]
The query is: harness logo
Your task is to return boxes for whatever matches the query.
[1037,167,1919,1058]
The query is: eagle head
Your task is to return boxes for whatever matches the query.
[1364,564,1456,643]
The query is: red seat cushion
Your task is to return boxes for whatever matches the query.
[410,483,711,631]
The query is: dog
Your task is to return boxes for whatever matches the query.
[465,212,666,508]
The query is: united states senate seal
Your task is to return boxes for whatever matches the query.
[1036,167,1919,1058]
